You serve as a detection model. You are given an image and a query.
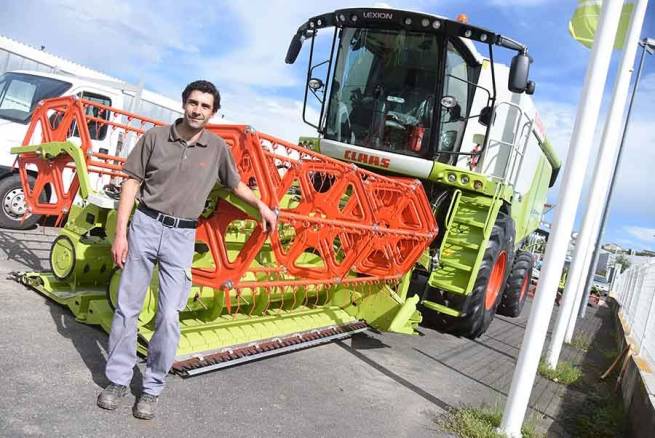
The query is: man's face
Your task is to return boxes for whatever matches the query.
[182,90,215,130]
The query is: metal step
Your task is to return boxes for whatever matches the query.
[445,237,480,250]
[453,217,486,228]
[440,258,473,272]
[171,321,368,376]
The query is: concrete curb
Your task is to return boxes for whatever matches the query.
[609,298,655,438]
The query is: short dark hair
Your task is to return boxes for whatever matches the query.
[182,80,221,112]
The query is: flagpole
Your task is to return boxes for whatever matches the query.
[545,0,649,367]
[498,1,623,436]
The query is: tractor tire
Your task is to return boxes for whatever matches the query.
[0,174,43,230]
[434,214,509,339]
[497,251,533,317]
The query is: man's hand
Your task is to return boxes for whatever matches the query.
[232,181,278,233]
[258,203,278,233]
[112,234,129,269]
[111,178,140,269]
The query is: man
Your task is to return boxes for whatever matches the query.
[96,80,277,419]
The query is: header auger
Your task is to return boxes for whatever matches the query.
[12,96,437,375]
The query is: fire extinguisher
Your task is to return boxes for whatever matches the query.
[409,124,424,152]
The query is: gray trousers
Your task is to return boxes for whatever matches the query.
[105,209,195,396]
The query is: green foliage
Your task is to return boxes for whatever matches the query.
[538,360,582,385]
[438,405,541,438]
[568,334,592,352]
[567,391,626,437]
[614,254,631,273]
[599,346,617,361]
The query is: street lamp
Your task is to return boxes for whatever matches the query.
[579,37,655,318]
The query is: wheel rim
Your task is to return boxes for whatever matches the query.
[2,187,27,220]
[519,273,529,300]
[485,251,507,310]
[51,235,76,280]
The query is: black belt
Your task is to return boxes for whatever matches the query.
[137,204,198,229]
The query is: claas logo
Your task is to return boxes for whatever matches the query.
[344,150,391,168]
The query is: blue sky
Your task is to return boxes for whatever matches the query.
[1,0,654,250]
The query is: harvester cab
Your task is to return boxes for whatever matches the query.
[287,8,561,338]
[286,8,534,171]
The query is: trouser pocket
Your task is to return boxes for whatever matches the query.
[177,268,193,311]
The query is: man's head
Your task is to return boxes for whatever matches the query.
[181,80,220,130]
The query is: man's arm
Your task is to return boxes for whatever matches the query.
[112,178,141,268]
[231,181,277,232]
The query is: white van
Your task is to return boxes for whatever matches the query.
[0,70,190,228]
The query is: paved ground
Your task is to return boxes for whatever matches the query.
[0,226,614,437]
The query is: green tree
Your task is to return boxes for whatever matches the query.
[615,254,631,273]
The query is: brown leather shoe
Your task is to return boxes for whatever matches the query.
[133,393,158,420]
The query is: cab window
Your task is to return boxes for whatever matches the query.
[438,41,471,153]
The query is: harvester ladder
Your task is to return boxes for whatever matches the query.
[427,186,502,297]
[480,101,534,187]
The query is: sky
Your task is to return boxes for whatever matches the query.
[1,0,654,251]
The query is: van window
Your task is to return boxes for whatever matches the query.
[0,72,72,124]
[74,92,112,141]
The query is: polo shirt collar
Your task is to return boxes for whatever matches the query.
[169,118,210,146]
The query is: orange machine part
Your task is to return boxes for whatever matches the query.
[15,96,438,300]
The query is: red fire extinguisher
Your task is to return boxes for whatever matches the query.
[409,124,425,152]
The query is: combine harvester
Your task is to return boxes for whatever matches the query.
[11,8,559,375]
[286,8,560,336]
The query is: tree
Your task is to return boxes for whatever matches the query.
[615,254,631,273]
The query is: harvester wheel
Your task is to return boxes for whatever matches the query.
[497,251,533,317]
[449,217,509,338]
[50,235,76,280]
[0,174,43,229]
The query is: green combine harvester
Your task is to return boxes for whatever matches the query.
[11,7,559,375]
[285,7,560,337]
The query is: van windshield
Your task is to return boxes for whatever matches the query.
[0,72,72,124]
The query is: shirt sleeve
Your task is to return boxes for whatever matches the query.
[123,131,153,181]
[217,141,241,190]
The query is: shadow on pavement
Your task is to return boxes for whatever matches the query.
[336,335,452,411]
[349,331,392,350]
[3,226,145,395]
[0,229,48,270]
[45,296,145,394]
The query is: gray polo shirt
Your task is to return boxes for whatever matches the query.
[123,119,241,219]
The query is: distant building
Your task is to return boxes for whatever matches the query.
[627,254,654,267]
[595,250,614,281]
[602,243,624,253]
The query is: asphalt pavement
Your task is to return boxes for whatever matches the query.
[0,226,606,437]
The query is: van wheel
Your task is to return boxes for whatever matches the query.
[497,251,533,317]
[0,174,43,229]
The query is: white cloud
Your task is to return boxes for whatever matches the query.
[532,67,655,251]
[536,99,576,163]
[220,86,319,143]
[0,0,217,81]
[625,226,655,245]
[192,0,369,89]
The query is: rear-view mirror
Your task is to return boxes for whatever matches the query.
[508,53,531,93]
